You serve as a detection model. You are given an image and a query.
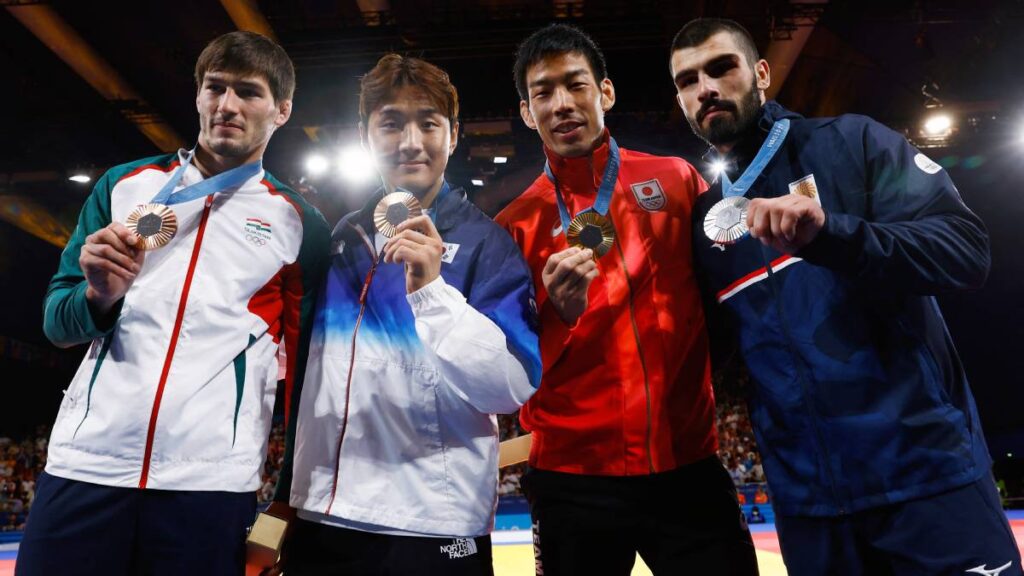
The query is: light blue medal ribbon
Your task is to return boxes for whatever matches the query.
[543,137,620,256]
[150,148,262,206]
[127,148,262,249]
[720,118,789,198]
[704,119,790,245]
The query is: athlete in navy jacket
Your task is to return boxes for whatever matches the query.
[670,18,1021,576]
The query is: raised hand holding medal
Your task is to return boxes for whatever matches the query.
[378,184,449,294]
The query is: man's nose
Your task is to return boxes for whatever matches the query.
[697,73,719,103]
[399,124,423,152]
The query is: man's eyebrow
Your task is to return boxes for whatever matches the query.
[528,67,590,89]
[674,53,739,83]
[204,74,266,91]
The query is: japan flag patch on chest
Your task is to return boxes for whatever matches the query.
[630,179,666,212]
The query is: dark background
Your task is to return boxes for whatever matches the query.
[1,0,1021,490]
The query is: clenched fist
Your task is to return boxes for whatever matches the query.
[746,194,826,254]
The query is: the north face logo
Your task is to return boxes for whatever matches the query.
[440,538,478,559]
[630,179,666,211]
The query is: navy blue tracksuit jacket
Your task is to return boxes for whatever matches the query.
[693,101,992,517]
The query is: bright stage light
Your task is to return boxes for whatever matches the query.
[1017,119,1024,146]
[922,113,953,137]
[305,154,329,177]
[68,173,91,184]
[710,160,727,177]
[493,156,508,164]
[337,145,377,185]
[471,179,484,186]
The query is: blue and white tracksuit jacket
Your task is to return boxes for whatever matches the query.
[693,101,993,517]
[280,184,541,537]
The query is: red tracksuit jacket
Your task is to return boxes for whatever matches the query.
[496,134,717,475]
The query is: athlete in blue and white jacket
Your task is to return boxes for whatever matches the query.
[268,54,541,576]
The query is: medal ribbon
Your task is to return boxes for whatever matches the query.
[150,148,262,206]
[721,118,790,198]
[543,137,620,235]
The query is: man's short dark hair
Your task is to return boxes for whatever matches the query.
[195,31,296,103]
[513,24,608,102]
[359,54,459,126]
[671,18,760,69]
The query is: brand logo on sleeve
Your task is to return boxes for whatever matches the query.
[914,153,943,174]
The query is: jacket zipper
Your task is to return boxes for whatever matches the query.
[139,195,214,489]
[325,234,378,515]
[763,250,844,513]
[608,212,655,473]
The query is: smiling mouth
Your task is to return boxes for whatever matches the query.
[553,122,583,134]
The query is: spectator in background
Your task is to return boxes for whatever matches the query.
[749,506,766,525]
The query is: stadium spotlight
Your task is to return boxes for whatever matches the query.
[710,160,728,178]
[68,173,91,184]
[921,112,953,138]
[305,154,329,177]
[337,145,377,185]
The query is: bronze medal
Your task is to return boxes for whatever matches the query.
[373,192,423,238]
[704,196,750,245]
[566,212,615,258]
[125,203,177,250]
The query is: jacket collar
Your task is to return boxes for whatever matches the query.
[542,129,612,198]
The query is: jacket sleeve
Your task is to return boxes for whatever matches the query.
[408,237,541,415]
[273,202,331,504]
[42,170,122,348]
[797,118,990,294]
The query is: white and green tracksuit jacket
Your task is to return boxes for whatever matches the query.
[42,150,329,492]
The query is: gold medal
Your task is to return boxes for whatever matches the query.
[373,192,423,238]
[566,212,615,258]
[704,196,750,245]
[125,203,177,250]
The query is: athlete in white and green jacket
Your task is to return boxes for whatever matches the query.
[17,31,329,576]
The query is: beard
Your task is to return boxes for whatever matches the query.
[686,78,762,147]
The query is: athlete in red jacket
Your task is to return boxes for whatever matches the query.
[496,23,759,576]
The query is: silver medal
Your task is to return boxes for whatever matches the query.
[704,196,750,245]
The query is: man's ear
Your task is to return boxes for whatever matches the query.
[755,59,771,92]
[275,99,293,128]
[599,78,616,113]
[449,121,460,156]
[520,100,538,131]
